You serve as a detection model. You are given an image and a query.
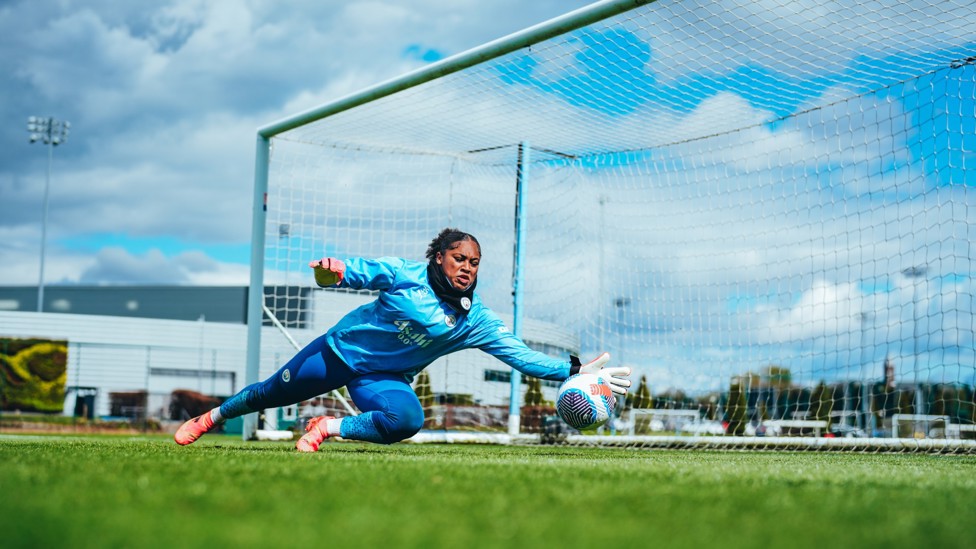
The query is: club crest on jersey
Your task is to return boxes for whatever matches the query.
[445,315,456,327]
[281,369,291,383]
[460,297,471,310]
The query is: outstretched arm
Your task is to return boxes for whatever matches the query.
[479,334,573,381]
[473,312,631,392]
[308,256,405,290]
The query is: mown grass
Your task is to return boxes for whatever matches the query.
[1,433,974,548]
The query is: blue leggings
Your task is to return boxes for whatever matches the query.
[219,334,424,444]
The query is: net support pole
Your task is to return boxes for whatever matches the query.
[243,134,270,441]
[508,142,530,436]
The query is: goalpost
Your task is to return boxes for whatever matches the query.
[246,0,976,452]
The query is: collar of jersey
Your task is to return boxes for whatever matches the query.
[426,261,476,316]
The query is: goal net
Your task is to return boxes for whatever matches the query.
[248,0,976,452]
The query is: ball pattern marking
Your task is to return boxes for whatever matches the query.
[556,389,597,430]
[556,373,615,430]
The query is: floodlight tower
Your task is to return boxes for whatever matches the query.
[858,312,874,435]
[902,265,928,402]
[27,116,70,313]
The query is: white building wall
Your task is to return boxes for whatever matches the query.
[0,311,247,418]
[1,292,577,418]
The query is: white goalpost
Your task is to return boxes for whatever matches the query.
[246,0,976,452]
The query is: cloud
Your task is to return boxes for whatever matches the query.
[0,0,595,288]
[1,0,973,391]
[76,246,247,285]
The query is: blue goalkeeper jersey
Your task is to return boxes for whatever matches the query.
[325,257,571,382]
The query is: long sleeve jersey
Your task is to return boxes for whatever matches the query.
[325,257,572,382]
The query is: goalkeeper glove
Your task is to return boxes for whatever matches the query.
[308,258,346,287]
[570,352,631,395]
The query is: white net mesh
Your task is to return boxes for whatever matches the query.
[256,0,976,451]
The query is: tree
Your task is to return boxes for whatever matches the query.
[809,381,833,428]
[521,376,554,433]
[726,379,747,435]
[896,389,915,415]
[963,386,976,424]
[656,388,690,409]
[523,376,543,407]
[761,365,792,388]
[413,370,434,425]
[756,400,770,422]
[628,375,652,409]
[931,384,949,417]
[696,393,722,421]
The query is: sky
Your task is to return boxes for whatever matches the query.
[0,0,595,286]
[2,0,974,393]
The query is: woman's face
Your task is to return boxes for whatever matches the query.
[436,240,480,291]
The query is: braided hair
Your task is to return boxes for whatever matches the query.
[425,228,481,262]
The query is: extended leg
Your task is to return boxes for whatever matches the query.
[297,373,424,450]
[176,335,352,445]
[336,373,426,444]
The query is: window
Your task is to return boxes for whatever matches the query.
[484,368,560,388]
[484,369,511,383]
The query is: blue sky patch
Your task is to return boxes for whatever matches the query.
[58,233,250,264]
[403,44,444,63]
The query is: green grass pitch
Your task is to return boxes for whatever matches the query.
[2,434,975,548]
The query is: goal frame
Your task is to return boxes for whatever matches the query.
[244,0,657,440]
[243,0,976,454]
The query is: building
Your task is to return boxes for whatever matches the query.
[0,285,577,426]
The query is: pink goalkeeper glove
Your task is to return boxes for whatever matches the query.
[309,258,346,287]
[579,352,632,395]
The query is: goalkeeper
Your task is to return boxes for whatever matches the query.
[175,228,631,450]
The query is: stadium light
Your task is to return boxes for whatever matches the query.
[613,296,631,364]
[26,116,70,313]
[858,312,874,436]
[902,265,928,393]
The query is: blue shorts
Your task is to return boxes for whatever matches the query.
[233,333,425,443]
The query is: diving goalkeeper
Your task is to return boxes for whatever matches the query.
[175,228,631,450]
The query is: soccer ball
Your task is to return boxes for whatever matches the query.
[556,373,616,431]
